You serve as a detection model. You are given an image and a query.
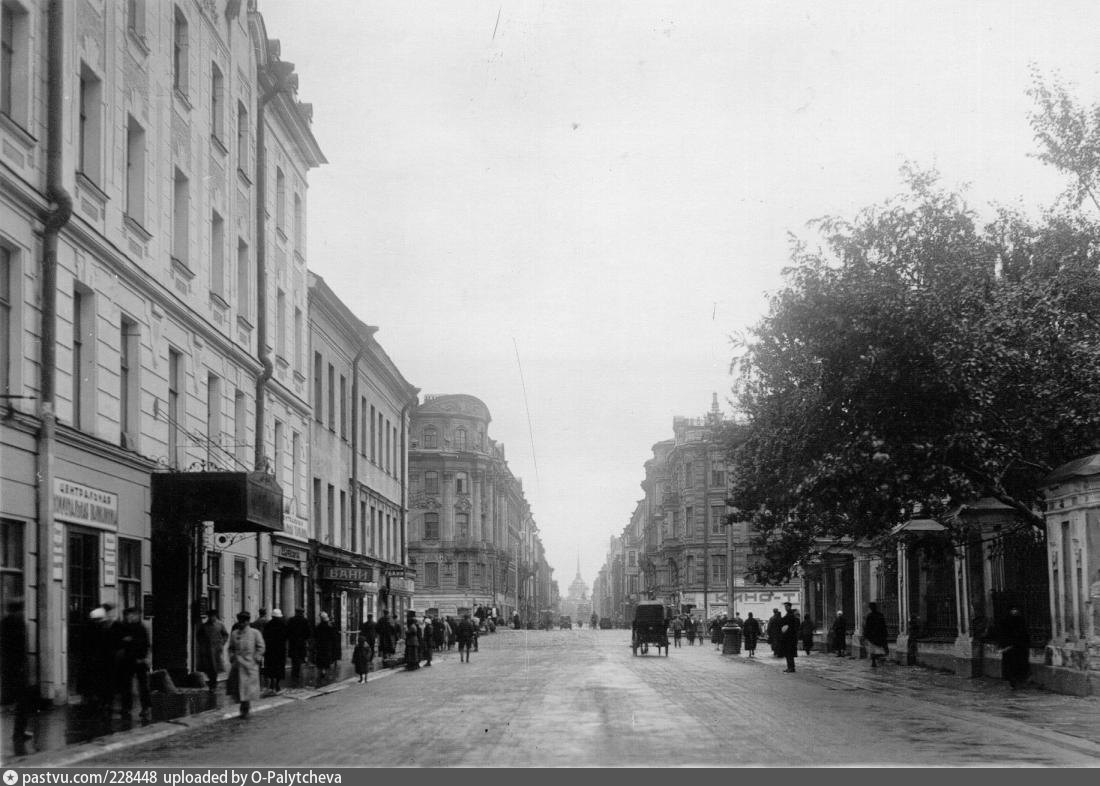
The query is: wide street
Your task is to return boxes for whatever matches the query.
[74,627,1100,768]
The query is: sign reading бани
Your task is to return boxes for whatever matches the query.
[54,478,119,528]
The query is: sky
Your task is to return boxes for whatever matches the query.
[256,0,1100,590]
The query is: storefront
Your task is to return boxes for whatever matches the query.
[272,539,309,614]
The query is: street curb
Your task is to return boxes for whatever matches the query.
[9,665,404,768]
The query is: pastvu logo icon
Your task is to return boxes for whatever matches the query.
[3,769,19,785]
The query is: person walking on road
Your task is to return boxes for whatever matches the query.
[377,610,395,663]
[457,613,476,662]
[421,614,433,667]
[766,609,783,658]
[2,599,34,755]
[671,616,683,647]
[863,602,889,668]
[286,608,312,684]
[799,614,815,655]
[997,605,1031,689]
[262,609,287,693]
[685,617,696,646]
[779,602,800,672]
[404,611,422,671]
[353,634,371,683]
[115,606,152,723]
[358,614,377,671]
[228,611,265,719]
[741,612,761,657]
[313,612,340,682]
[830,611,849,656]
[196,608,228,695]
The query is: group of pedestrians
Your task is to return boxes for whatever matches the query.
[69,603,154,726]
[350,610,481,678]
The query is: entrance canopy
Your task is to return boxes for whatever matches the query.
[151,471,284,533]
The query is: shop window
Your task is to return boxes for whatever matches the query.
[118,537,142,612]
[0,519,24,611]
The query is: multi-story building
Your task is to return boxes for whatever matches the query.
[0,0,321,701]
[307,271,418,645]
[406,394,552,622]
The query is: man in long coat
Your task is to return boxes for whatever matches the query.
[778,602,800,672]
[228,611,265,719]
[766,609,783,658]
[313,612,340,682]
[864,601,889,668]
[262,609,288,692]
[997,605,1031,689]
[195,609,228,694]
[286,608,312,684]
[404,612,421,670]
[830,611,849,656]
[377,611,395,660]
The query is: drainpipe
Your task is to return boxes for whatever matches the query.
[348,337,369,563]
[400,399,412,566]
[36,0,73,705]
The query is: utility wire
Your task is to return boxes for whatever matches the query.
[512,337,540,490]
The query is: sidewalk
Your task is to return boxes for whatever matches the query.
[1,655,401,767]
[731,647,1100,749]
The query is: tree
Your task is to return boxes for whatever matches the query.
[727,167,1100,584]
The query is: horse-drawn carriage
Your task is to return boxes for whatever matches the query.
[631,600,670,656]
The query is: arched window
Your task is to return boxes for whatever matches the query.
[454,427,467,451]
[423,426,437,449]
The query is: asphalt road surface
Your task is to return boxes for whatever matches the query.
[84,628,1100,767]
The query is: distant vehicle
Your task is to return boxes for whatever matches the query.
[559,616,572,629]
[631,601,669,656]
[599,617,613,630]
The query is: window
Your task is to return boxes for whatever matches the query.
[275,289,286,357]
[425,562,439,587]
[369,507,376,554]
[457,562,469,588]
[312,478,322,539]
[210,63,224,144]
[275,167,286,232]
[233,558,246,616]
[686,506,693,537]
[369,405,376,461]
[628,551,636,568]
[385,419,391,473]
[711,559,727,583]
[685,555,695,585]
[392,425,398,475]
[339,375,347,439]
[206,373,221,464]
[0,519,24,611]
[78,63,103,184]
[455,472,468,494]
[210,211,225,297]
[291,431,301,502]
[711,505,725,535]
[711,469,725,487]
[377,412,383,461]
[172,7,189,96]
[126,0,145,39]
[293,193,303,251]
[119,316,138,447]
[234,390,247,465]
[273,419,284,481]
[456,513,469,540]
[423,513,439,540]
[340,490,347,548]
[327,484,335,544]
[167,349,182,467]
[236,101,248,172]
[71,285,94,430]
[206,552,221,614]
[454,427,467,451]
[425,472,439,495]
[118,538,142,612]
[172,168,189,264]
[327,364,335,431]
[313,352,323,422]
[422,426,436,449]
[293,308,303,372]
[359,398,367,456]
[1,247,12,395]
[236,239,249,316]
[1,2,29,127]
[125,116,146,224]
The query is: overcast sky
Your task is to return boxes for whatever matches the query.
[258,0,1099,590]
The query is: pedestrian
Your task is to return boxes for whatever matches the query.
[457,612,476,662]
[262,609,287,693]
[446,616,457,650]
[2,599,35,755]
[433,612,445,651]
[741,612,761,658]
[766,608,782,658]
[377,610,395,662]
[685,617,696,646]
[115,606,152,723]
[695,617,706,645]
[421,614,433,667]
[863,601,889,668]
[671,616,683,647]
[512,611,521,630]
[313,611,339,682]
[286,607,312,684]
[195,608,228,695]
[254,608,269,637]
[799,613,815,655]
[352,634,371,683]
[830,611,848,657]
[85,604,120,720]
[779,602,800,672]
[996,605,1031,690]
[404,611,421,670]
[228,611,265,719]
[358,613,377,671]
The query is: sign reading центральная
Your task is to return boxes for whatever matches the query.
[54,478,119,529]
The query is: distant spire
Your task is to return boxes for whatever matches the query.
[711,392,719,415]
[576,550,581,579]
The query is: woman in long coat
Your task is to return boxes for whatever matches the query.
[262,610,287,692]
[196,609,228,693]
[404,613,421,670]
[313,612,339,681]
[766,610,783,657]
[228,611,265,719]
[741,612,762,657]
[863,602,889,667]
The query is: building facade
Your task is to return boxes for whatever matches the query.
[307,271,417,646]
[0,0,323,699]
[406,394,551,623]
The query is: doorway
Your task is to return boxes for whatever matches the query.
[67,528,100,694]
